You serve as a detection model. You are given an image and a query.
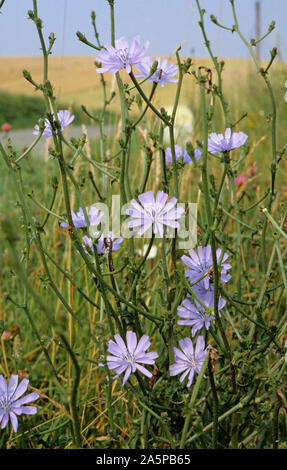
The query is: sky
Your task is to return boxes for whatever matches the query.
[0,0,286,61]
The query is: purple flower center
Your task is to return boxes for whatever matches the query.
[150,208,157,218]
[197,260,211,276]
[116,48,130,66]
[123,351,136,365]
[0,395,10,411]
[186,354,197,368]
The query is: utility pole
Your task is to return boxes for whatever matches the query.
[255,1,261,61]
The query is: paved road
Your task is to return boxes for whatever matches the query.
[0,126,112,156]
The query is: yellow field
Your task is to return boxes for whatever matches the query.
[0,55,268,112]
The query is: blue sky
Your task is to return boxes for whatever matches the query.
[0,0,286,60]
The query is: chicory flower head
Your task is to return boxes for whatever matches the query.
[0,374,39,432]
[125,190,184,237]
[135,57,178,86]
[182,245,231,289]
[165,145,201,164]
[33,110,74,139]
[96,36,150,75]
[107,331,158,385]
[177,297,215,336]
[82,232,123,255]
[208,128,248,154]
[169,336,208,387]
[192,281,226,311]
[60,206,104,229]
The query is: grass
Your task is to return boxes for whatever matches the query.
[0,90,119,130]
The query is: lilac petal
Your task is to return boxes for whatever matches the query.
[187,369,195,387]
[107,360,124,371]
[195,335,205,358]
[154,221,164,237]
[160,197,178,214]
[127,218,145,228]
[169,363,188,376]
[116,36,129,50]
[137,351,158,361]
[114,334,128,354]
[125,64,132,74]
[135,355,157,365]
[108,339,124,357]
[162,220,178,230]
[137,219,153,235]
[0,409,5,423]
[129,35,140,56]
[1,412,9,429]
[10,378,29,402]
[177,306,195,319]
[135,364,152,378]
[129,198,147,215]
[0,375,7,395]
[33,125,40,136]
[183,298,197,311]
[106,355,123,363]
[18,406,38,415]
[181,254,195,269]
[126,331,137,354]
[194,148,202,160]
[155,190,169,210]
[13,392,39,407]
[161,207,184,220]
[134,335,150,355]
[179,368,191,383]
[138,191,155,207]
[173,346,189,362]
[9,412,18,432]
[7,374,18,398]
[225,128,231,140]
[179,337,194,357]
[113,364,128,377]
[230,132,248,149]
[122,366,132,385]
[197,246,204,259]
[9,407,22,416]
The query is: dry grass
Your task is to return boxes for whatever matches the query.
[0,55,272,110]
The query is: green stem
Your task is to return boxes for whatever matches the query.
[180,351,210,448]
[208,356,219,448]
[59,334,82,448]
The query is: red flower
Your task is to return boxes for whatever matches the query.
[1,123,12,132]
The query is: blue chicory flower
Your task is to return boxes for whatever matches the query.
[135,56,178,86]
[125,190,184,237]
[182,245,232,289]
[165,145,201,164]
[106,331,158,385]
[0,374,39,432]
[96,36,150,75]
[208,128,248,154]
[60,206,104,229]
[177,297,215,336]
[191,281,226,312]
[33,110,74,139]
[169,336,208,387]
[82,232,123,255]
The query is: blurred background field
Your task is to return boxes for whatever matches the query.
[1,54,287,187]
[0,55,286,131]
